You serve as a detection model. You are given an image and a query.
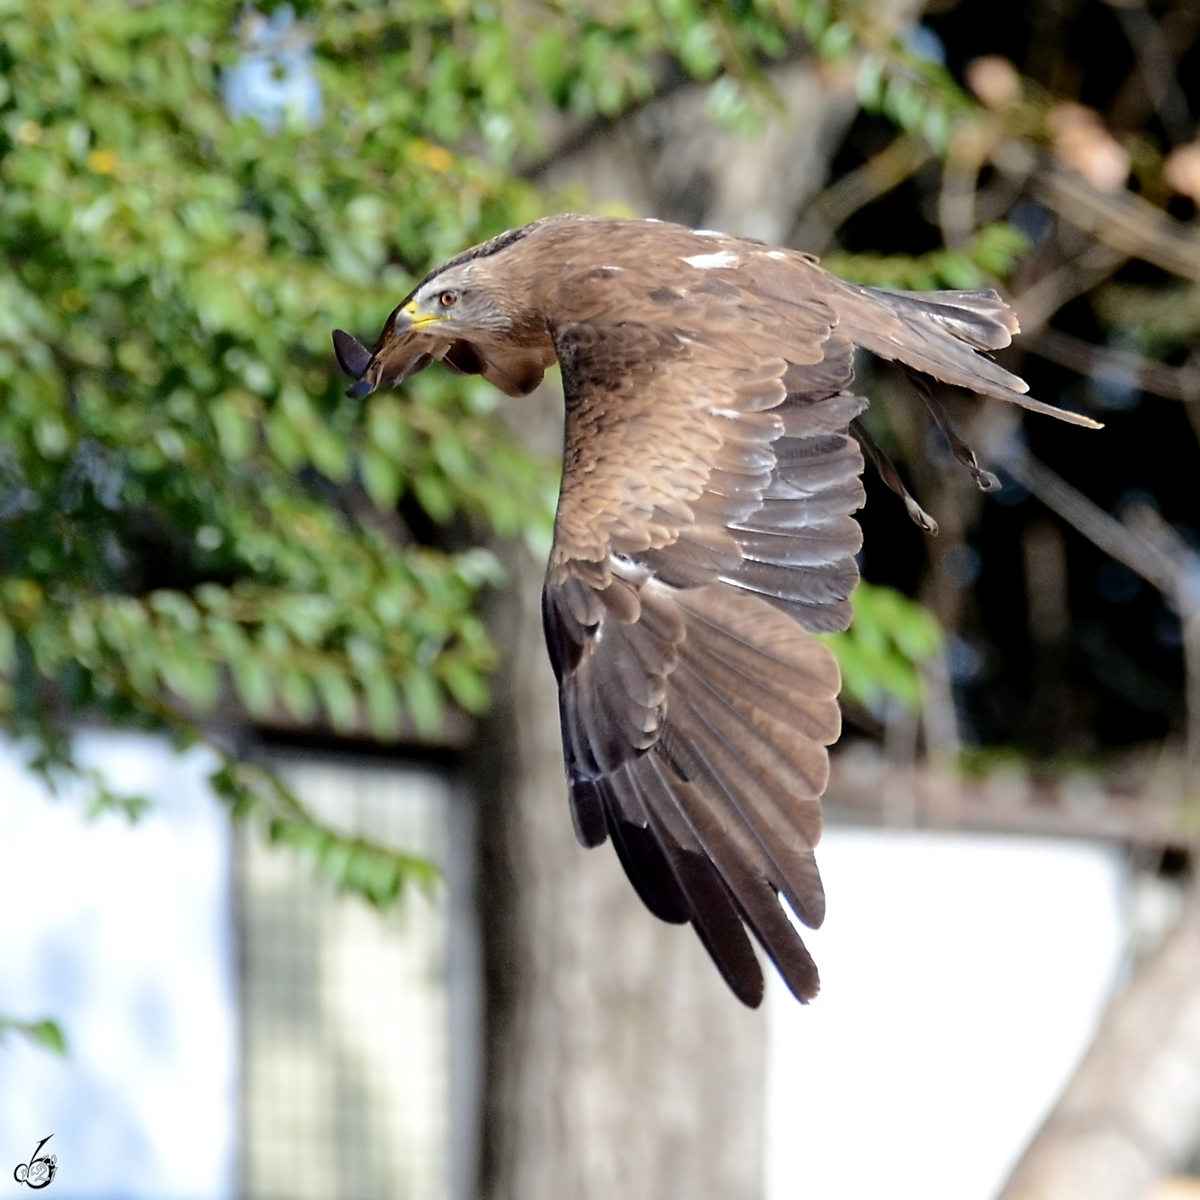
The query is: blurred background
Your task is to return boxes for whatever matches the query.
[0,2,1198,1198]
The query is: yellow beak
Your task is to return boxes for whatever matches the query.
[399,299,448,331]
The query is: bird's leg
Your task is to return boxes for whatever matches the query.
[849,417,939,535]
[902,367,1001,492]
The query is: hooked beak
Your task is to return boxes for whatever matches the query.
[395,299,449,331]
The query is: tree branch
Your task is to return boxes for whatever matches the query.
[998,881,1200,1200]
[1024,327,1200,403]
[994,140,1200,281]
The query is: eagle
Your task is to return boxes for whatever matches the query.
[332,215,1096,1008]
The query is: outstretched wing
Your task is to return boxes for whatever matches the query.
[332,213,1044,1008]
[538,224,1037,1007]
[542,252,866,1006]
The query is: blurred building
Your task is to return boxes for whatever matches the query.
[237,753,480,1200]
[0,734,480,1200]
[0,729,1145,1200]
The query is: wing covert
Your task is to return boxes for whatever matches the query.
[543,296,866,1005]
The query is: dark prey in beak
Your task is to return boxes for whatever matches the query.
[332,329,375,398]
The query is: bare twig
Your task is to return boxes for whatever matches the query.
[994,140,1200,281]
[1009,243,1129,336]
[1122,505,1200,788]
[937,121,990,248]
[1102,0,1194,145]
[791,133,933,253]
[1109,0,1200,134]
[991,443,1177,596]
[1037,167,1200,280]
[1025,327,1200,402]
[988,440,1200,786]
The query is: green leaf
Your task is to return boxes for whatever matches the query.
[856,54,886,110]
[0,1016,67,1055]
[361,449,402,509]
[403,667,444,738]
[365,673,403,739]
[817,21,854,62]
[316,671,358,733]
[439,656,490,714]
[821,583,943,710]
[232,657,275,719]
[278,670,318,724]
[210,391,260,462]
[158,651,219,710]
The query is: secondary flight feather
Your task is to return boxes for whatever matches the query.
[332,214,1096,1008]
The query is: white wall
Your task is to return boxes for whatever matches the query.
[767,828,1127,1200]
[0,733,236,1199]
[0,735,1137,1200]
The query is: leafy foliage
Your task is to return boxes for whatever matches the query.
[0,0,978,914]
[824,223,1030,290]
[821,582,943,711]
[212,757,440,906]
[0,0,565,891]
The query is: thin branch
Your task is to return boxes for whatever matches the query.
[937,122,989,249]
[1009,243,1128,336]
[989,441,1179,595]
[1121,505,1200,784]
[791,134,934,253]
[1109,0,1200,134]
[993,140,1200,282]
[1025,327,1200,402]
[988,441,1200,784]
[1036,167,1200,280]
[1102,0,1194,145]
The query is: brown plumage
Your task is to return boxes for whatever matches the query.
[332,215,1097,1008]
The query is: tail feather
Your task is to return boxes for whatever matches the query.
[872,287,1018,351]
[835,281,1103,429]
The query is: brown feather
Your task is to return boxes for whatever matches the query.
[335,213,1090,1008]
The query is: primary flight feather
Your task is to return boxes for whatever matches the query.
[332,215,1095,1008]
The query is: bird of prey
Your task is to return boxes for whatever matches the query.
[332,215,1096,1008]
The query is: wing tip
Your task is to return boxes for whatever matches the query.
[697,926,766,1008]
[1005,391,1104,429]
[568,774,609,848]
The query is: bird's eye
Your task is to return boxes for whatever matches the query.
[439,291,458,308]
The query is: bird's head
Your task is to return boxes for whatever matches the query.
[333,259,553,401]
[389,263,510,338]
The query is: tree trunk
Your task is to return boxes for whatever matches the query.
[997,880,1200,1200]
[472,19,923,1197]
[474,519,766,1200]
[538,57,867,246]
